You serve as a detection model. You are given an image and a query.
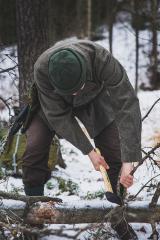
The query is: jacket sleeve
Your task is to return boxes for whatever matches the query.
[96,49,142,162]
[34,67,94,155]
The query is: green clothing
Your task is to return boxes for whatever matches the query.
[34,39,142,162]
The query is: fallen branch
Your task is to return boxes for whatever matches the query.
[0,221,76,239]
[0,190,62,205]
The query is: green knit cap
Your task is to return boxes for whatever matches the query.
[48,49,86,95]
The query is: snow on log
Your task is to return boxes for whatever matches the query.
[0,199,160,224]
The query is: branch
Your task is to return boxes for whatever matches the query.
[0,221,77,239]
[0,96,12,117]
[131,142,160,175]
[142,98,160,122]
[141,148,160,169]
[0,65,18,74]
[0,191,62,205]
[127,174,160,202]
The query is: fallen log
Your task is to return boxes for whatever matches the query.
[0,199,160,224]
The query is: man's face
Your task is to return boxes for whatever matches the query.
[72,83,85,95]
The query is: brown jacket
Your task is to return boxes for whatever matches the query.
[34,39,142,162]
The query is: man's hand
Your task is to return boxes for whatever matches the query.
[88,149,109,171]
[120,163,134,188]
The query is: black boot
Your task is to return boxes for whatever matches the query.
[24,185,44,196]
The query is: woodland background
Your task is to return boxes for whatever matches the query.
[0,1,160,240]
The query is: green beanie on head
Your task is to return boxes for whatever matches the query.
[48,49,86,95]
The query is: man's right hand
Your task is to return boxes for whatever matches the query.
[88,149,109,171]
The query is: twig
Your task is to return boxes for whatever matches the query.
[0,65,18,74]
[127,174,160,202]
[131,142,160,175]
[4,54,18,65]
[142,98,160,122]
[0,96,12,118]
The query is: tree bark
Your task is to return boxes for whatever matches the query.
[106,0,117,54]
[16,0,49,103]
[149,0,159,89]
[15,0,65,169]
[1,199,160,224]
[87,0,92,39]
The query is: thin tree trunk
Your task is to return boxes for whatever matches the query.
[87,0,92,39]
[150,0,158,89]
[107,1,117,54]
[134,0,139,94]
[109,21,113,53]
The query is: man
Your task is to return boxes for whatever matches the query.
[22,39,141,239]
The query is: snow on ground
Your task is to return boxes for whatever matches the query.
[0,86,159,240]
[2,89,159,200]
[1,199,25,209]
[40,223,160,240]
[0,23,160,239]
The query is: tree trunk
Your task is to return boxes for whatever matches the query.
[16,0,65,169]
[87,0,92,39]
[134,0,139,94]
[109,20,113,54]
[106,0,117,54]
[16,0,49,104]
[1,199,160,224]
[149,0,159,89]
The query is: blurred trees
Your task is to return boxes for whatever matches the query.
[0,0,160,92]
[0,0,16,45]
[131,0,160,90]
[48,0,90,44]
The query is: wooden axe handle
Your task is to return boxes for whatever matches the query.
[95,148,113,193]
[99,165,113,193]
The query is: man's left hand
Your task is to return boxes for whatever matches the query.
[120,163,134,188]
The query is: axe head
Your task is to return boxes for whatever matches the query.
[105,191,123,205]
